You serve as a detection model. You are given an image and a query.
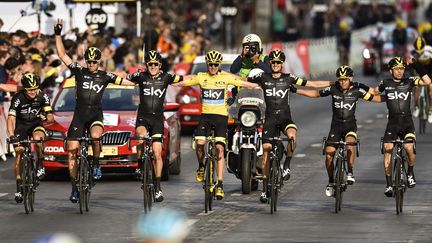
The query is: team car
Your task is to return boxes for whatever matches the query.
[174,54,238,129]
[42,78,181,180]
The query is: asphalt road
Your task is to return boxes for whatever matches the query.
[0,73,431,243]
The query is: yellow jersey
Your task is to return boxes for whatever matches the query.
[182,72,244,116]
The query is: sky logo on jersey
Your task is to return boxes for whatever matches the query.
[202,89,224,104]
[83,81,104,93]
[334,101,355,110]
[387,91,410,100]
[143,87,166,98]
[265,88,288,98]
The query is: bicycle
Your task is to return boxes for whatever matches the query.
[7,138,44,214]
[128,136,155,213]
[65,132,101,214]
[199,125,219,214]
[418,85,429,134]
[380,138,414,215]
[322,138,360,213]
[266,133,293,214]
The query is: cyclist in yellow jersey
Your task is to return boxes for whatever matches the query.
[174,50,258,199]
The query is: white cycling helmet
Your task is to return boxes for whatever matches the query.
[248,68,264,78]
[242,33,263,53]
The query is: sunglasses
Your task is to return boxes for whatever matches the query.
[147,62,160,67]
[87,61,98,64]
[271,61,283,64]
[208,63,220,67]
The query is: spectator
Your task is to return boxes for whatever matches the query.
[336,21,351,65]
[392,18,408,58]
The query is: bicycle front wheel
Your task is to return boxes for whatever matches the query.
[29,160,36,212]
[142,156,153,213]
[20,156,31,214]
[394,158,403,215]
[204,156,214,213]
[270,157,278,214]
[334,158,344,213]
[85,160,92,212]
[78,157,87,214]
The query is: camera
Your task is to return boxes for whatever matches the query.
[245,44,258,58]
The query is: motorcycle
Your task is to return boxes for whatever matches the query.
[227,88,266,194]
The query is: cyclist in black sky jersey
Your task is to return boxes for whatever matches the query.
[55,19,132,203]
[370,57,432,197]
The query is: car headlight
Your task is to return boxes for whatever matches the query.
[178,94,198,104]
[240,111,257,127]
[46,130,65,139]
[363,49,371,59]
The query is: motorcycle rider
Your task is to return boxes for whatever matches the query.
[247,50,331,203]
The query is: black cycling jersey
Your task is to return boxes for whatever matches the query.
[378,77,420,115]
[319,82,373,122]
[9,90,52,124]
[68,62,122,108]
[248,72,307,115]
[127,71,182,114]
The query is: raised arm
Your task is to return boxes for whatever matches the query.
[371,94,386,103]
[306,80,335,88]
[296,88,321,98]
[240,81,260,89]
[54,19,73,67]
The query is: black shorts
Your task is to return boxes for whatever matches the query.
[15,121,45,141]
[194,114,227,145]
[136,113,164,142]
[326,120,357,146]
[67,107,104,139]
[262,113,297,143]
[383,115,416,141]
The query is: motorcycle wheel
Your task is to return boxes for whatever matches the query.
[240,148,253,194]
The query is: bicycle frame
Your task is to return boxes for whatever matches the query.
[128,136,155,213]
[202,128,217,214]
[323,138,359,213]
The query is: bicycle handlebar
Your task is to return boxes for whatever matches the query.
[6,138,45,154]
[127,136,153,150]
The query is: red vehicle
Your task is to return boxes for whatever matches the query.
[174,54,238,129]
[43,78,182,180]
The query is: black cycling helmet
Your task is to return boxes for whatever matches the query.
[388,57,406,69]
[413,37,426,53]
[21,72,41,90]
[269,49,286,62]
[205,50,223,64]
[145,50,162,63]
[336,65,354,79]
[84,47,102,62]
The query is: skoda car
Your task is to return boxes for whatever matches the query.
[43,78,181,180]
[175,54,238,129]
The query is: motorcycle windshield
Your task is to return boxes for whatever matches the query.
[229,88,266,120]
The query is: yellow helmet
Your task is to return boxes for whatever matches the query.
[336,65,353,79]
[414,37,426,53]
[205,50,223,64]
[388,57,406,69]
[339,21,349,31]
[21,72,40,90]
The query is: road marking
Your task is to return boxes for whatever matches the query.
[230,193,242,197]
[376,114,385,118]
[186,219,199,227]
[198,210,215,216]
[357,124,363,128]
[365,119,373,124]
[0,193,8,198]
[310,143,321,148]
[223,201,239,205]
[294,153,306,158]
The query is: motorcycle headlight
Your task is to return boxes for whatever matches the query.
[46,130,65,139]
[178,94,198,104]
[240,111,257,127]
[363,49,371,59]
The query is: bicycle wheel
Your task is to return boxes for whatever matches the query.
[78,157,86,214]
[270,157,278,214]
[21,157,31,214]
[394,158,402,215]
[142,156,151,213]
[334,157,343,213]
[204,156,212,213]
[29,159,36,212]
[85,160,92,212]
[146,158,154,211]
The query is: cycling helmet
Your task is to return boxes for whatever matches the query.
[242,33,263,53]
[84,47,102,62]
[205,50,223,64]
[21,72,40,90]
[136,208,190,242]
[339,21,349,31]
[414,37,426,53]
[336,65,354,79]
[269,49,286,62]
[388,57,406,69]
[145,50,162,63]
